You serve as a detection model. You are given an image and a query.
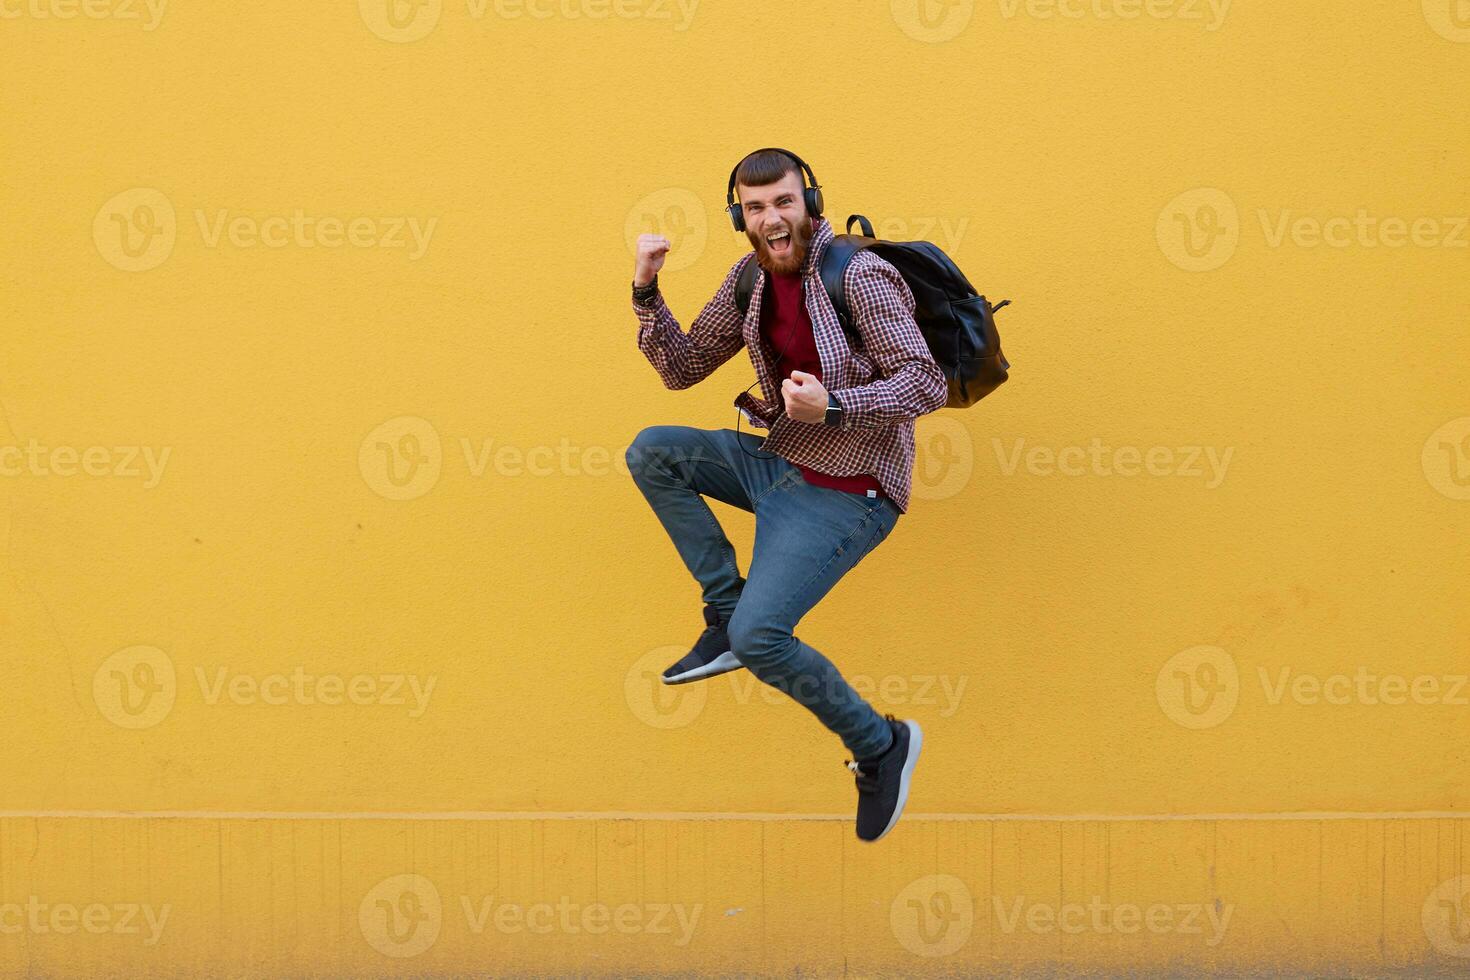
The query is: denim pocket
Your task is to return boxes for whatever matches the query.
[851,506,896,564]
[819,484,886,519]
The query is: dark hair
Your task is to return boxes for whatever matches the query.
[733,149,801,192]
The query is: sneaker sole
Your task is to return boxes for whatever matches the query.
[869,720,923,842]
[661,650,744,686]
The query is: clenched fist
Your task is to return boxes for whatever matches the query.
[782,370,829,423]
[634,234,670,287]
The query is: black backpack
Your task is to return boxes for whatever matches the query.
[735,214,1011,408]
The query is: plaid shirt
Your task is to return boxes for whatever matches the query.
[632,216,947,514]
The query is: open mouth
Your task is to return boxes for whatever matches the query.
[765,229,791,254]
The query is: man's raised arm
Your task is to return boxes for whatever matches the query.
[631,234,748,391]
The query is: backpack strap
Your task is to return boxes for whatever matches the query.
[819,236,867,349]
[734,254,758,317]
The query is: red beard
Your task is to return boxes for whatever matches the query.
[747,213,814,276]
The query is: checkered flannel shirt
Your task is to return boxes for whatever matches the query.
[632,216,947,514]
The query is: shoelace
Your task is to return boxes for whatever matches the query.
[844,758,879,793]
[843,714,899,794]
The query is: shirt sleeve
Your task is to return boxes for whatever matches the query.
[633,255,750,391]
[829,251,948,429]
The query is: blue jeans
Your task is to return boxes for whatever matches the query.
[625,425,901,759]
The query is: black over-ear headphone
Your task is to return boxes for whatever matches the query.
[725,147,824,232]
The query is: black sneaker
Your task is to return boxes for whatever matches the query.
[845,715,923,842]
[660,604,745,685]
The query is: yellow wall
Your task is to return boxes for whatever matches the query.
[2,0,1467,974]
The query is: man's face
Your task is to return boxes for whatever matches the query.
[737,168,815,276]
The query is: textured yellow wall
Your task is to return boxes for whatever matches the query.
[1,0,1467,975]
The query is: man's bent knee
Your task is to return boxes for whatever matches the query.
[626,425,684,482]
[727,610,796,673]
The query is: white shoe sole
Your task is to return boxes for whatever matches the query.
[870,720,923,842]
[661,650,743,685]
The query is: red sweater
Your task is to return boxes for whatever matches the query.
[760,269,885,498]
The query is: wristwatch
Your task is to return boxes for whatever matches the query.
[632,275,659,308]
[824,392,844,428]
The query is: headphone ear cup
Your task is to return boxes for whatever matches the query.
[806,187,824,219]
[727,203,745,232]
